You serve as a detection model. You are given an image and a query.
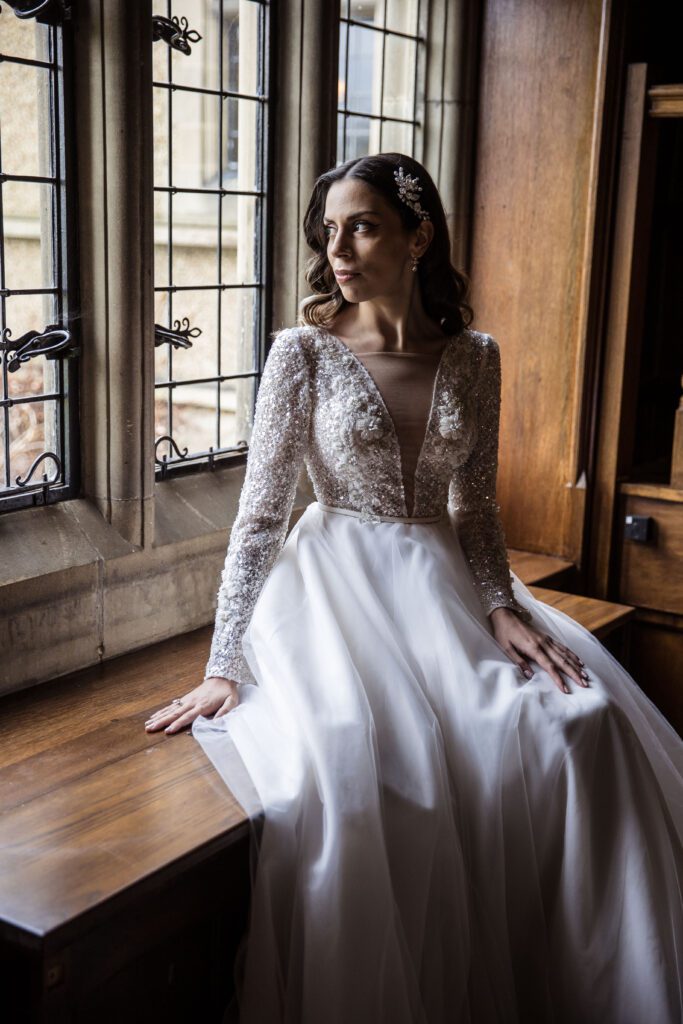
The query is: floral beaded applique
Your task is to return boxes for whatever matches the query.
[205,326,531,682]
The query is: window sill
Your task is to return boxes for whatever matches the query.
[1,461,312,697]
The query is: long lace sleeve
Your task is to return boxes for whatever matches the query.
[448,335,532,623]
[205,328,311,683]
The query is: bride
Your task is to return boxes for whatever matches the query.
[144,153,683,1023]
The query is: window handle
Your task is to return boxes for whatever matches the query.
[154,319,202,351]
[0,324,77,373]
[152,14,202,56]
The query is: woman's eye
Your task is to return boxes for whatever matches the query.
[324,221,373,237]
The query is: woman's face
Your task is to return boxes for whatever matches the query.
[322,178,418,303]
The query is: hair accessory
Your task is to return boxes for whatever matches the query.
[393,166,431,221]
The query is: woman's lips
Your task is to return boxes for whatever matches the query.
[335,271,360,282]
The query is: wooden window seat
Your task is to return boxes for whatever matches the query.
[0,559,634,1022]
[509,547,636,646]
[0,629,253,1023]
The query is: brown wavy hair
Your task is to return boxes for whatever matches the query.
[297,152,473,337]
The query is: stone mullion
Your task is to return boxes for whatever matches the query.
[73,0,155,548]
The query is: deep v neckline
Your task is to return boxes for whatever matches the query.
[317,326,459,516]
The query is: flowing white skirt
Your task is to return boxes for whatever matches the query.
[192,500,683,1024]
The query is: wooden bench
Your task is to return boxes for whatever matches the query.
[0,627,253,1023]
[0,560,635,1022]
[524,585,635,641]
[508,547,636,649]
[508,547,577,589]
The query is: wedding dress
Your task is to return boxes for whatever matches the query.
[192,324,683,1024]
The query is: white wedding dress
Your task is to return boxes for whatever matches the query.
[192,325,683,1023]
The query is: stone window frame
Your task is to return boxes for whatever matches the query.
[0,5,81,515]
[0,0,479,696]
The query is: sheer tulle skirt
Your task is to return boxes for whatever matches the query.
[192,500,683,1024]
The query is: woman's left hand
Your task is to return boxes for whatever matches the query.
[489,607,590,695]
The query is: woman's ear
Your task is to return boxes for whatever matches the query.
[415,219,435,258]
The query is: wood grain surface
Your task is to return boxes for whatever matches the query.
[468,0,609,563]
[0,625,249,946]
[528,586,634,639]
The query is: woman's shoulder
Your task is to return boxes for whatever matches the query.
[269,324,320,352]
[266,325,317,363]
[270,324,306,348]
[260,327,313,390]
[462,327,499,354]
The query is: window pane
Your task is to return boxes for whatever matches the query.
[219,376,256,449]
[170,87,220,189]
[220,193,259,285]
[340,114,377,161]
[338,1,424,164]
[346,25,381,115]
[3,398,59,488]
[1,180,55,291]
[0,7,76,510]
[157,287,218,385]
[152,0,270,473]
[168,0,226,95]
[169,191,220,289]
[385,0,419,35]
[380,118,415,156]
[153,189,172,288]
[6,358,50,402]
[4,291,57,351]
[222,96,261,191]
[0,61,53,179]
[383,34,417,122]
[152,76,170,188]
[349,1,380,26]
[219,285,258,377]
[0,12,50,62]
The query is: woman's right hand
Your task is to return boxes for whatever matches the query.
[144,676,240,735]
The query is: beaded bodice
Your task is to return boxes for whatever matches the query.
[205,325,531,684]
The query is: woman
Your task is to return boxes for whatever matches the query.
[145,154,683,1023]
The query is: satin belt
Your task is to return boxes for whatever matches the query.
[316,500,445,525]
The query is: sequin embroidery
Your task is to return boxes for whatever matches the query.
[204,325,532,683]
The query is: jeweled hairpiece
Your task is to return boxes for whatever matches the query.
[393,166,431,221]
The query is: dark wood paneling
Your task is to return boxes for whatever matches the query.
[589,63,659,597]
[469,0,611,560]
[628,615,683,735]
[618,491,683,615]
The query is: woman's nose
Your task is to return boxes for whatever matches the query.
[328,231,350,257]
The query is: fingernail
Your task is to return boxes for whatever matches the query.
[564,685,571,693]
[580,670,589,680]
[524,669,533,679]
